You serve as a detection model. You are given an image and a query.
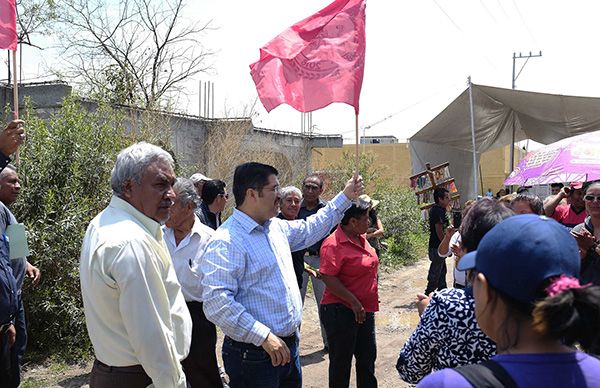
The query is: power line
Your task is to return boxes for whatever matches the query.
[479,0,497,23]
[510,0,539,47]
[432,0,462,32]
[338,81,463,136]
[495,0,509,18]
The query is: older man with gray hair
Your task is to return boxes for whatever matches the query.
[80,142,192,388]
[277,186,313,290]
[163,178,223,387]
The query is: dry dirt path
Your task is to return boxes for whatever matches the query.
[23,256,446,387]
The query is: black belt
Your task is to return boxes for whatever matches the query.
[225,332,297,349]
[94,359,147,373]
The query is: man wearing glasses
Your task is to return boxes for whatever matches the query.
[297,174,329,351]
[200,162,363,388]
[198,180,228,230]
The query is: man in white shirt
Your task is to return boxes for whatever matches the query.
[163,178,222,387]
[80,142,192,388]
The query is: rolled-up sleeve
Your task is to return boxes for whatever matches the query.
[200,239,271,346]
[108,241,187,388]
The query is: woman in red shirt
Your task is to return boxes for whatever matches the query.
[319,201,379,388]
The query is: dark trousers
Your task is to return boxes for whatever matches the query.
[222,334,301,388]
[0,330,11,388]
[90,359,152,388]
[0,298,25,388]
[320,303,377,388]
[182,301,222,387]
[8,297,26,388]
[425,248,447,294]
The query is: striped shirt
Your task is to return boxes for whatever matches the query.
[201,192,351,346]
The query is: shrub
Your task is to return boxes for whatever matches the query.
[320,150,428,268]
[13,97,131,360]
[375,185,428,268]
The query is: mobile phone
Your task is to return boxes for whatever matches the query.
[452,211,462,229]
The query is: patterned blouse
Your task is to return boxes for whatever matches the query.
[396,287,496,384]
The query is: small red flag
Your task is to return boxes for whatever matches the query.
[0,0,17,51]
[250,0,366,114]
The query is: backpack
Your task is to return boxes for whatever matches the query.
[454,359,518,388]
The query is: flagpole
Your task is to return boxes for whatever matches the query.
[12,48,19,166]
[355,112,359,179]
[12,49,18,120]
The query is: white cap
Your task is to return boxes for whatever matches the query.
[190,173,211,183]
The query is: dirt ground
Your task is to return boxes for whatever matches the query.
[23,256,447,387]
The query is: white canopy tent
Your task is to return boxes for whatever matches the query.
[409,82,600,201]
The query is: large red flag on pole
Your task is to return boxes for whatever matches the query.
[250,0,366,114]
[0,0,17,51]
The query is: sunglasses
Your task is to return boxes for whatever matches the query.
[584,195,600,202]
[219,193,229,199]
[303,184,320,191]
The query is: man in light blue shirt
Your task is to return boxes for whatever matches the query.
[201,162,363,388]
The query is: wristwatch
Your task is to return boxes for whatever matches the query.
[592,242,600,255]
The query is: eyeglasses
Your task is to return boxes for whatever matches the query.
[584,195,600,202]
[303,184,320,191]
[256,185,281,196]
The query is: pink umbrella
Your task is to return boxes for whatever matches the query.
[505,130,600,186]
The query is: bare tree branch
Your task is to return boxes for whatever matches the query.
[55,0,214,109]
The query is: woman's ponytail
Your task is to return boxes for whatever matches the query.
[533,285,600,354]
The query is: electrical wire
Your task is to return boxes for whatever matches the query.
[510,0,539,47]
[431,0,463,32]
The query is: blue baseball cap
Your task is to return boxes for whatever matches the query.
[457,214,580,304]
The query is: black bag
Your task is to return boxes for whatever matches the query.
[454,359,518,388]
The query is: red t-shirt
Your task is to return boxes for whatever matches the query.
[552,204,586,229]
[319,226,379,312]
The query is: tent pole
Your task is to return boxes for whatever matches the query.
[509,114,515,192]
[468,77,478,198]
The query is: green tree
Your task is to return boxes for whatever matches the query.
[319,150,387,198]
[321,151,428,267]
[13,96,131,359]
[17,0,57,48]
[375,185,428,267]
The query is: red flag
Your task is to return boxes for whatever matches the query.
[0,0,17,50]
[250,0,366,114]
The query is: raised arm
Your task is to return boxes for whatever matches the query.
[286,176,363,251]
[544,187,569,216]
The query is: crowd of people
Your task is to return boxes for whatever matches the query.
[1,120,600,388]
[400,182,600,387]
[77,141,378,388]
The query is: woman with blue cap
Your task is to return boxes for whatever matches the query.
[418,214,600,387]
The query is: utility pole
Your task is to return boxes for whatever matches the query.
[509,51,542,188]
[512,51,542,90]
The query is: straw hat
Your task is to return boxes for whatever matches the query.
[359,194,380,209]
